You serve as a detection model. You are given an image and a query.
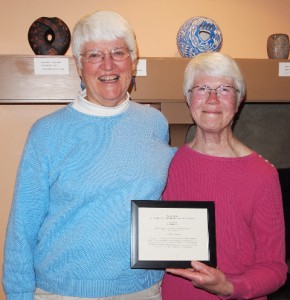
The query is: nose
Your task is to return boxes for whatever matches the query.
[206,89,220,103]
[101,53,115,70]
[209,88,218,96]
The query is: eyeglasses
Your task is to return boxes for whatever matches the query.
[188,85,240,100]
[80,47,133,64]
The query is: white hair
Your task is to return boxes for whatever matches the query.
[72,10,138,68]
[184,52,246,106]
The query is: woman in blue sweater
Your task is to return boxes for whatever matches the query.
[2,10,175,300]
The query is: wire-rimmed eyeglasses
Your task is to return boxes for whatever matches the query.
[188,85,240,100]
[80,47,133,64]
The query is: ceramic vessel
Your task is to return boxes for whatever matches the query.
[28,17,71,55]
[267,34,289,59]
[176,16,223,57]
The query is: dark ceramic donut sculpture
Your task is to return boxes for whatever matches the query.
[28,17,71,55]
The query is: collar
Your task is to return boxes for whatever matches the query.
[72,89,130,116]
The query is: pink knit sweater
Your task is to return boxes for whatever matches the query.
[161,145,287,300]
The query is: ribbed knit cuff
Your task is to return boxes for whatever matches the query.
[6,292,34,300]
[226,277,250,299]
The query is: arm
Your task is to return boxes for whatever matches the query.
[152,108,170,143]
[2,128,50,300]
[226,169,287,298]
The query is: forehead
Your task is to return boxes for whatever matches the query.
[195,74,233,86]
[81,38,127,53]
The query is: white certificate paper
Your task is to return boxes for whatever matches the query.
[138,207,209,261]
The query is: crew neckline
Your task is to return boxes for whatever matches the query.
[184,144,257,160]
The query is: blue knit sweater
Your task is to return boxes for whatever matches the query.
[3,101,176,300]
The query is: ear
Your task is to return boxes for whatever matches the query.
[132,59,137,73]
[73,55,83,78]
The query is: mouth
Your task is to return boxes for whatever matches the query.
[203,110,221,114]
[98,75,120,82]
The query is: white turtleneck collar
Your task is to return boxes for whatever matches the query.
[72,89,130,116]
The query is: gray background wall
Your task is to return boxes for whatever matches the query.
[186,103,290,169]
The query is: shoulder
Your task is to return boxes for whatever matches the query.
[167,145,191,168]
[245,152,280,189]
[26,105,74,146]
[129,101,169,136]
[252,152,278,174]
[129,101,167,122]
[30,105,73,134]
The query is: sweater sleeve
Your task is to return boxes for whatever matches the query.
[227,169,287,299]
[2,126,50,300]
[151,108,170,143]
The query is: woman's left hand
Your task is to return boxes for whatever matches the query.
[166,260,233,297]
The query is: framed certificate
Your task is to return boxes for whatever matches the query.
[131,200,216,269]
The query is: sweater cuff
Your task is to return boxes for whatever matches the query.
[6,292,34,300]
[225,277,251,299]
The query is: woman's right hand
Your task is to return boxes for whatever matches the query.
[166,260,233,297]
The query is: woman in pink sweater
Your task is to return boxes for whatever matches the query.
[161,52,287,299]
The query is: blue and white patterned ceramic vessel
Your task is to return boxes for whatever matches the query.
[176,16,223,57]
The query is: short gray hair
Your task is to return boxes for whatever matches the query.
[72,10,138,68]
[184,52,246,106]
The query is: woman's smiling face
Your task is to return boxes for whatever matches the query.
[77,38,136,107]
[189,74,239,133]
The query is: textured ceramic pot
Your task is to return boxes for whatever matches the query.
[28,17,71,55]
[267,34,289,59]
[176,16,223,57]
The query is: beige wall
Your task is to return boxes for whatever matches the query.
[1,1,290,299]
[1,0,290,58]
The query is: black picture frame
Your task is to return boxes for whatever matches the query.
[131,200,216,269]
